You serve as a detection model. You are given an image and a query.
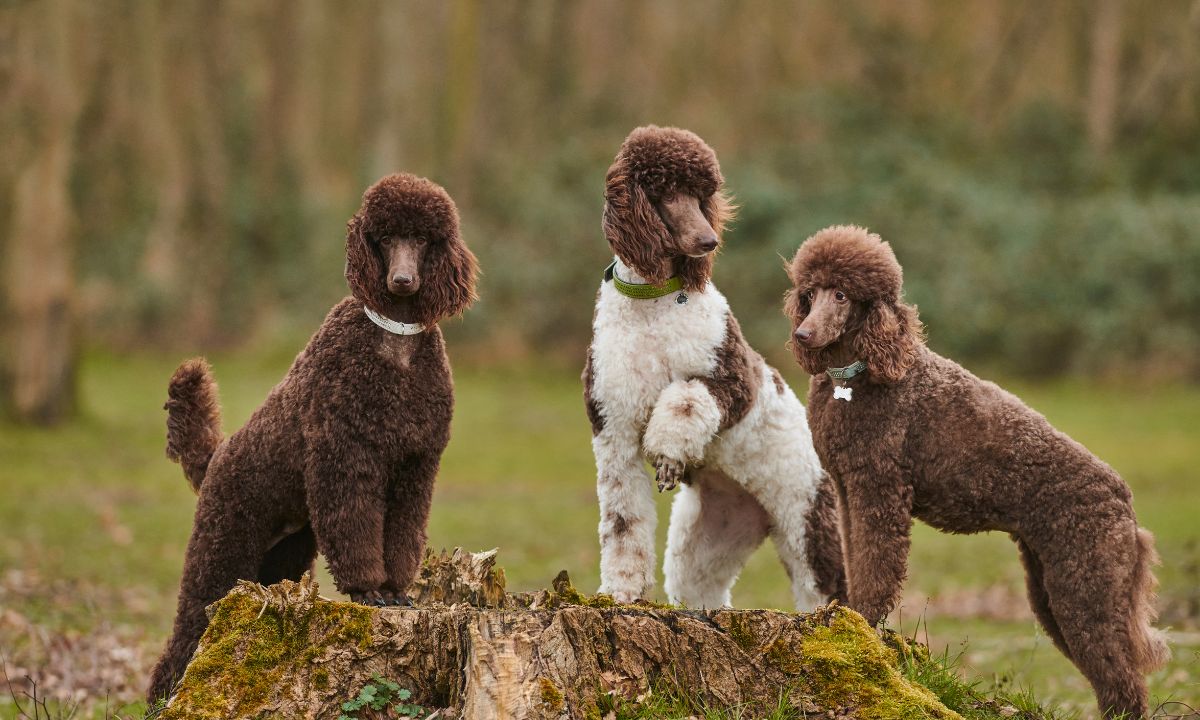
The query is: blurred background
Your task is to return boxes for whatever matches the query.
[1,1,1198,717]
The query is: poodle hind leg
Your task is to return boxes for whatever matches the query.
[258,524,317,586]
[381,455,438,604]
[1037,520,1150,718]
[1014,536,1072,661]
[752,470,840,612]
[663,469,769,609]
[148,512,273,704]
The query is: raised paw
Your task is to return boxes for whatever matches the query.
[655,457,686,493]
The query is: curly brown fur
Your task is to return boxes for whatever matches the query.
[148,173,478,705]
[784,225,1169,719]
[602,125,735,290]
[164,359,222,493]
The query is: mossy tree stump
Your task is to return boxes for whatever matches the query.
[160,548,959,719]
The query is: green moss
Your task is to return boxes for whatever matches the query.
[789,608,960,720]
[549,570,660,609]
[312,669,330,691]
[161,593,376,719]
[539,677,565,712]
[725,613,759,653]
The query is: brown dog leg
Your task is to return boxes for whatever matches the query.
[1037,522,1149,718]
[381,455,437,603]
[305,457,388,599]
[1015,536,1073,660]
[147,516,269,705]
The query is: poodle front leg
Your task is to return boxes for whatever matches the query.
[381,454,439,604]
[642,380,722,491]
[304,457,388,602]
[595,429,657,603]
[840,470,914,626]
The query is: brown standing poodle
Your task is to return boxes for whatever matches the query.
[783,225,1169,718]
[147,173,478,704]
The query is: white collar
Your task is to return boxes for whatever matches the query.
[364,305,425,335]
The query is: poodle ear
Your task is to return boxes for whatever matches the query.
[853,300,923,384]
[345,213,388,311]
[602,168,673,285]
[784,286,829,377]
[413,232,479,325]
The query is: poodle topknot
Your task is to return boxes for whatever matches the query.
[615,125,724,200]
[788,225,904,303]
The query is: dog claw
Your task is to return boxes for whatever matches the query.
[350,590,391,608]
[391,594,414,607]
[655,458,685,492]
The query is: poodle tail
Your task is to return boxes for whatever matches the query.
[1129,526,1170,672]
[165,358,223,493]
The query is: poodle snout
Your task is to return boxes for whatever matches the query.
[693,233,719,254]
[794,327,814,343]
[388,273,420,295]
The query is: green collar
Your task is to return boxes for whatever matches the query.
[604,260,685,300]
[826,360,867,380]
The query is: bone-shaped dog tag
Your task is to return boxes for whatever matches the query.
[834,385,853,402]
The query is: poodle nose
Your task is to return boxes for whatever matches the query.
[392,273,414,287]
[697,235,719,253]
[794,327,813,343]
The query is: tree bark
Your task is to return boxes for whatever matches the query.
[1086,0,1123,154]
[2,0,89,425]
[159,549,958,720]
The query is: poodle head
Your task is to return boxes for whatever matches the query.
[785,225,924,384]
[602,126,736,290]
[346,173,479,326]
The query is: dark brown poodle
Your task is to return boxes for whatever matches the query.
[784,225,1169,718]
[147,173,478,705]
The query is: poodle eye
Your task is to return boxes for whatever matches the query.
[379,235,394,247]
[834,291,847,303]
[804,290,815,302]
[415,236,429,246]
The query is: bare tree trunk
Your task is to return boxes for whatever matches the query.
[2,0,89,424]
[1086,0,1123,154]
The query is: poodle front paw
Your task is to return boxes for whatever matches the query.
[655,457,687,492]
[349,590,390,607]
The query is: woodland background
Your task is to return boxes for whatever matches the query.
[4,0,1200,421]
[1,1,1199,718]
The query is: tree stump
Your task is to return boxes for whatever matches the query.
[159,549,959,720]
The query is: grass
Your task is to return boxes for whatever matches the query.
[1,349,1198,718]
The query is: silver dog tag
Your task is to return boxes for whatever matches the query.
[676,293,688,305]
[834,385,853,402]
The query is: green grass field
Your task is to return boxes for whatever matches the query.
[1,350,1197,718]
